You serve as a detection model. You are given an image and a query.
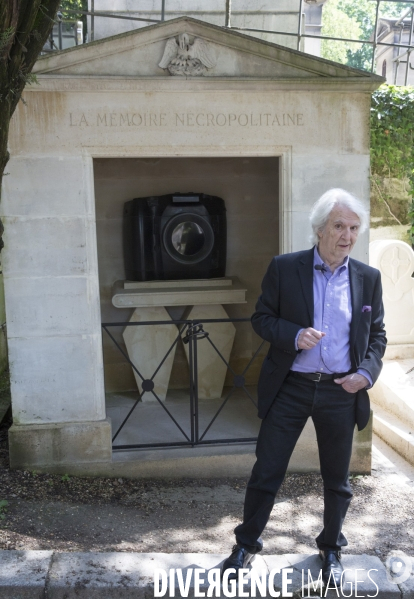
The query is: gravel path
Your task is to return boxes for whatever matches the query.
[0,409,413,560]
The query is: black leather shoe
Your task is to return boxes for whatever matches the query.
[221,545,254,580]
[319,550,343,587]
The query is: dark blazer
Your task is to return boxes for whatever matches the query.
[252,247,387,430]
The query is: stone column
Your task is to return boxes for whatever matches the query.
[1,155,111,469]
[112,278,246,401]
[183,304,236,399]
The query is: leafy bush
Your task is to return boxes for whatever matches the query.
[0,499,8,520]
[371,84,414,246]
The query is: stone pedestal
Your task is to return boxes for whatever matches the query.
[113,277,246,400]
[122,306,178,402]
[183,304,236,399]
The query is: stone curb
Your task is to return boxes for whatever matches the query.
[0,550,411,598]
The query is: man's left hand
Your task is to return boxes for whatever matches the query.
[334,373,369,393]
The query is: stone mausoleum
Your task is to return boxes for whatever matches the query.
[2,17,383,476]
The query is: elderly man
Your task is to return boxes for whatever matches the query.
[222,188,386,585]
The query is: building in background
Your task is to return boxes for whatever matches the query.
[302,0,330,56]
[375,17,414,85]
[87,0,330,56]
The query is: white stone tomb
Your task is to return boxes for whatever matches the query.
[1,17,382,472]
[369,240,414,352]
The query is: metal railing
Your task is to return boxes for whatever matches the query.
[43,11,83,53]
[102,317,265,451]
[61,0,414,84]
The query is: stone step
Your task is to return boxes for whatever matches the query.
[372,402,414,467]
[369,358,414,430]
[0,550,411,598]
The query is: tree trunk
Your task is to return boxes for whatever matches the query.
[0,0,61,253]
[0,99,11,252]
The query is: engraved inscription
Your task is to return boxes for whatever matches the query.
[95,112,168,127]
[174,112,304,127]
[68,111,304,127]
[70,112,89,126]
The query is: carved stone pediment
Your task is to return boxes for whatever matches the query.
[158,33,217,76]
[32,16,384,86]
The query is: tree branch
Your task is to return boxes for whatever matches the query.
[6,0,60,117]
[0,0,20,61]
[371,173,404,226]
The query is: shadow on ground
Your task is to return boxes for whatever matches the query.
[0,369,413,558]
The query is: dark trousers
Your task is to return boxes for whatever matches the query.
[235,371,356,553]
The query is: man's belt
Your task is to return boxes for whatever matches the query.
[290,371,351,382]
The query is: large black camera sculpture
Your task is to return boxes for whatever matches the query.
[123,193,227,281]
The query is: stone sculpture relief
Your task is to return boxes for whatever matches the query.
[158,33,217,76]
[369,239,414,343]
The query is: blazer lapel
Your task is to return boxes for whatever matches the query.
[297,248,315,325]
[349,258,363,351]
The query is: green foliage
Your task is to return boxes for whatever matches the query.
[380,2,413,18]
[59,0,88,38]
[59,0,87,20]
[61,473,70,482]
[322,0,414,71]
[0,499,9,520]
[321,0,363,65]
[371,84,414,245]
[0,369,11,405]
[339,0,377,70]
[0,27,15,53]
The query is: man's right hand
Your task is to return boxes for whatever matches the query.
[297,328,326,350]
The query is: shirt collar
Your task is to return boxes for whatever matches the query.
[314,246,349,274]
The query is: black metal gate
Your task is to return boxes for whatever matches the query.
[102,318,265,450]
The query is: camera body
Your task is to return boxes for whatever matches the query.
[123,192,227,281]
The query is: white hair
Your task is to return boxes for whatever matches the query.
[309,188,369,246]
